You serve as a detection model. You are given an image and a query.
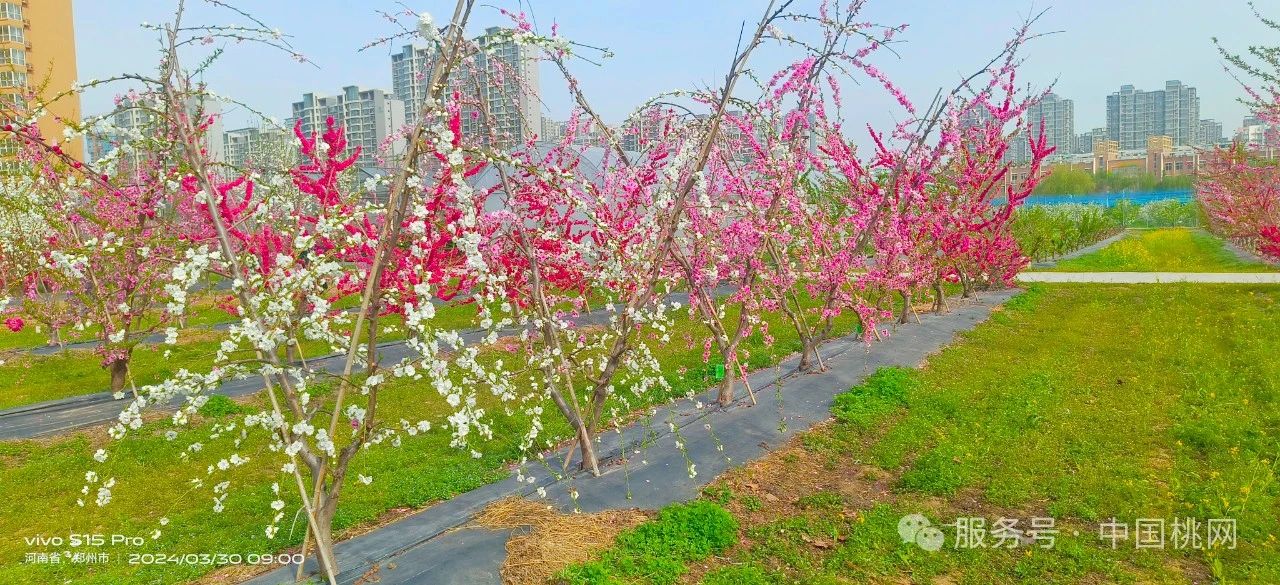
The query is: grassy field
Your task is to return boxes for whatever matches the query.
[0,290,627,411]
[564,283,1280,583]
[0,296,237,353]
[1051,228,1277,272]
[0,302,487,410]
[0,295,860,584]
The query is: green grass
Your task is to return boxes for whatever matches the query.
[0,330,230,409]
[0,301,487,410]
[0,290,861,584]
[0,287,698,410]
[0,320,73,352]
[0,296,237,353]
[1050,228,1277,272]
[581,283,1280,583]
[560,500,738,585]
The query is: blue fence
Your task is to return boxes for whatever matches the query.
[1011,189,1195,207]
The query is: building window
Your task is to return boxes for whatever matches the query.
[0,47,23,66]
[0,25,21,44]
[0,70,25,88]
[0,3,20,21]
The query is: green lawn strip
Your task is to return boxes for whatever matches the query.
[0,293,860,584]
[0,302,485,411]
[581,283,1280,583]
[0,284,759,412]
[559,500,738,585]
[0,330,230,410]
[0,288,666,409]
[1050,228,1277,272]
[701,501,1162,585]
[0,296,237,353]
[0,322,68,352]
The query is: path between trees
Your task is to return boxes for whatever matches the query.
[1016,272,1280,283]
[244,289,1018,585]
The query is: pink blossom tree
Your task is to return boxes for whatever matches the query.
[921,45,1055,309]
[1202,4,1280,260]
[9,3,502,582]
[0,118,187,393]
[469,2,802,473]
[673,1,908,398]
[1198,145,1280,260]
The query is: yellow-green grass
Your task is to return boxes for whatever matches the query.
[1051,228,1277,272]
[571,283,1280,583]
[0,293,861,584]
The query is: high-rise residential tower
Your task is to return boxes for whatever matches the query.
[1026,92,1075,159]
[1162,80,1200,147]
[999,93,1074,163]
[224,125,291,169]
[1106,81,1200,149]
[1,0,82,170]
[1107,84,1163,150]
[391,27,541,148]
[98,96,224,172]
[391,44,438,127]
[462,27,540,146]
[1198,119,1223,145]
[291,86,406,169]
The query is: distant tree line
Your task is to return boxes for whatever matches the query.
[1011,199,1203,261]
[1032,165,1196,195]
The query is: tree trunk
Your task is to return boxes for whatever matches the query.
[716,360,737,406]
[48,326,62,348]
[109,358,130,393]
[932,281,945,313]
[309,493,340,584]
[575,418,601,475]
[897,291,912,325]
[797,338,820,372]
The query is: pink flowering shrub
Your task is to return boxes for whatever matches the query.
[1202,5,1280,261]
[1197,144,1280,260]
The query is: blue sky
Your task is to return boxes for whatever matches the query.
[73,0,1276,136]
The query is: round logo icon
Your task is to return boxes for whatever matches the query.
[915,525,945,551]
[898,513,931,543]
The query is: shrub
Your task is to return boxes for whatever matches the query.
[1010,204,1120,261]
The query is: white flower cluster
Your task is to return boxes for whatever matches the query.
[418,11,441,43]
